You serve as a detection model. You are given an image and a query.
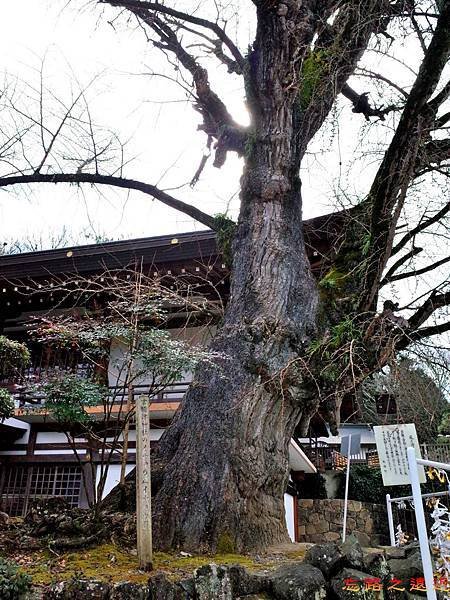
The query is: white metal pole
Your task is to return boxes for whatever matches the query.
[342,434,351,543]
[407,446,436,600]
[386,494,395,546]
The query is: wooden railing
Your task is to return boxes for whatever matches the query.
[300,442,334,471]
[1,351,93,387]
[108,382,190,405]
[301,440,372,471]
[420,443,450,465]
[13,381,190,408]
[301,440,450,472]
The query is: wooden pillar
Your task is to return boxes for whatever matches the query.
[136,395,153,571]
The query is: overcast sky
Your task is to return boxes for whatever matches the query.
[0,0,446,290]
[0,1,392,247]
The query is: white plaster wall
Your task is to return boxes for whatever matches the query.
[35,432,85,444]
[34,431,86,455]
[104,429,163,443]
[284,493,296,542]
[109,339,184,388]
[4,419,30,442]
[95,428,167,498]
[98,463,135,499]
[34,450,84,455]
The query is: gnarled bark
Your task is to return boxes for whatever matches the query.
[152,196,317,551]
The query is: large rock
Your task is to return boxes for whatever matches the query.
[351,531,370,547]
[384,546,407,560]
[386,550,423,582]
[304,542,345,578]
[194,565,233,600]
[331,568,383,600]
[44,579,111,599]
[362,550,389,579]
[110,582,148,599]
[270,563,326,600]
[148,573,190,599]
[226,565,268,597]
[152,564,269,600]
[339,535,364,570]
[304,535,365,579]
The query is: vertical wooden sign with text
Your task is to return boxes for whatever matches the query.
[136,395,153,571]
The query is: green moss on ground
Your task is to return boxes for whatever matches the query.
[10,542,302,586]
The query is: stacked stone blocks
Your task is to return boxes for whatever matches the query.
[298,498,388,546]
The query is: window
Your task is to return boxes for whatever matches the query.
[1,465,27,516]
[0,464,82,516]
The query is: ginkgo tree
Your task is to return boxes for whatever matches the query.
[0,0,449,552]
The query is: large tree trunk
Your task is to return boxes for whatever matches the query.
[153,199,317,553]
[152,9,318,553]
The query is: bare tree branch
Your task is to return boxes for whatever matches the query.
[99,0,245,70]
[0,172,217,230]
[428,78,450,112]
[392,200,450,255]
[354,67,409,99]
[34,87,86,174]
[341,83,398,121]
[298,0,398,153]
[383,254,450,284]
[408,290,450,330]
[435,110,450,128]
[415,137,450,174]
[403,320,450,343]
[126,5,246,167]
[361,0,450,309]
[380,245,423,285]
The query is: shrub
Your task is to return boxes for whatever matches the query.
[0,336,30,378]
[39,375,107,425]
[0,388,14,420]
[0,557,31,600]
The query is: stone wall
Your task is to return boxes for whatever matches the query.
[297,498,389,546]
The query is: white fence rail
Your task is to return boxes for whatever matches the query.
[406,447,450,600]
[386,489,450,546]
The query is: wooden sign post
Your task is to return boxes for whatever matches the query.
[136,395,153,571]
